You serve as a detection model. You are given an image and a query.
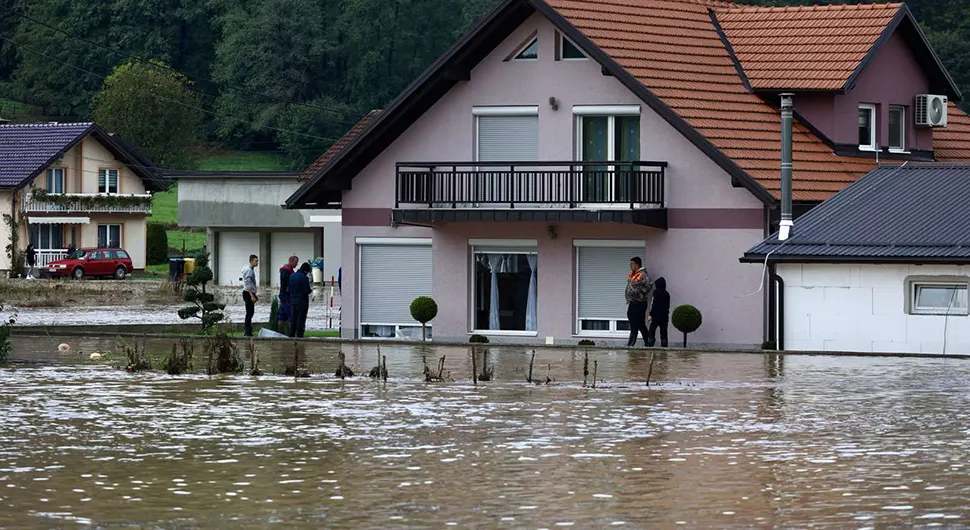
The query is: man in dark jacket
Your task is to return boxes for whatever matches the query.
[647,277,670,347]
[288,262,312,338]
[278,256,298,332]
[25,244,36,280]
[625,256,653,347]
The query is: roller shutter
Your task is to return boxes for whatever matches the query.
[359,243,432,325]
[577,247,637,320]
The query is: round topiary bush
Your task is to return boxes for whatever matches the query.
[410,296,438,341]
[671,304,702,348]
[578,339,596,346]
[469,334,489,344]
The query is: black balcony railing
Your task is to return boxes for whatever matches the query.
[395,161,666,209]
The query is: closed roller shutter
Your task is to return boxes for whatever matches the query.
[578,247,637,320]
[359,244,432,325]
[477,115,539,162]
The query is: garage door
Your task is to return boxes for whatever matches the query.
[217,232,259,286]
[359,242,432,328]
[271,232,315,286]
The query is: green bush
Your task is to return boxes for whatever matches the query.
[672,304,703,348]
[268,296,280,332]
[146,223,169,265]
[410,296,438,341]
[469,334,489,344]
[578,339,596,346]
[761,340,777,350]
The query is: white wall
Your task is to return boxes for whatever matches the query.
[781,263,970,354]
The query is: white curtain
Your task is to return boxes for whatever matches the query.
[488,254,504,330]
[526,254,537,331]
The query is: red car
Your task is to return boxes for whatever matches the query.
[46,248,134,280]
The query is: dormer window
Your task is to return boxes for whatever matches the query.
[512,36,538,61]
[858,104,876,151]
[889,105,906,152]
[557,32,587,60]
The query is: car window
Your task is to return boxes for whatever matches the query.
[69,250,86,259]
[103,250,116,259]
[116,250,129,260]
[89,251,102,260]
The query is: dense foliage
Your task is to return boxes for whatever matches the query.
[672,304,703,348]
[146,223,169,266]
[410,295,438,341]
[177,248,225,332]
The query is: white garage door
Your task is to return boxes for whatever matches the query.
[217,232,259,286]
[271,232,316,286]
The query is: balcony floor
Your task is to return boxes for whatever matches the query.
[393,208,667,229]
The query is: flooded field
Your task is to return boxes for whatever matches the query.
[2,337,970,527]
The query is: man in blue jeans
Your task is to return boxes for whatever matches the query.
[278,255,298,332]
[288,262,312,338]
[241,254,259,337]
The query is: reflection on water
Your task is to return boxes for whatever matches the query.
[2,339,970,528]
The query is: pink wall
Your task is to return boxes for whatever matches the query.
[797,32,932,151]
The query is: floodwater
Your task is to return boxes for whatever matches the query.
[3,338,970,528]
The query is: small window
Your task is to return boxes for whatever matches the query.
[889,105,906,152]
[99,168,119,194]
[46,168,65,194]
[89,251,102,261]
[558,32,586,60]
[911,282,969,315]
[116,250,130,260]
[858,104,876,150]
[513,38,538,61]
[98,224,121,248]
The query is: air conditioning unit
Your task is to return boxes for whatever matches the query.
[915,94,948,127]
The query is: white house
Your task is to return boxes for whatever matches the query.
[743,164,970,355]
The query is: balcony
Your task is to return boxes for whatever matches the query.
[22,193,153,215]
[393,161,667,228]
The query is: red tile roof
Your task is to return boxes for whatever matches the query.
[718,3,902,91]
[550,0,878,201]
[934,103,970,163]
[300,110,383,181]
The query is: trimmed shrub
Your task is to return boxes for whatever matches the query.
[268,296,280,332]
[146,223,169,265]
[410,296,438,341]
[578,339,596,346]
[672,304,703,348]
[469,334,489,344]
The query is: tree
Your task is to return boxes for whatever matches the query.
[178,248,225,333]
[276,96,358,168]
[410,296,438,341]
[91,60,202,169]
[146,223,169,266]
[672,305,703,348]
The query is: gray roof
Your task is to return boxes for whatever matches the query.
[742,164,970,264]
[0,122,93,187]
[165,170,299,180]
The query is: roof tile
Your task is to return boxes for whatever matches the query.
[299,110,383,181]
[0,122,93,188]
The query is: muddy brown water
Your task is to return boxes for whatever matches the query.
[3,337,970,528]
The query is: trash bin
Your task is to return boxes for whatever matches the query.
[168,258,185,282]
[183,258,196,275]
[311,258,324,284]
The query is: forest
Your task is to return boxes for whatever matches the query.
[1,0,969,170]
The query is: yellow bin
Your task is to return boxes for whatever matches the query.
[183,258,196,274]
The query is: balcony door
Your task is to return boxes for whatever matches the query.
[474,106,539,206]
[575,106,640,205]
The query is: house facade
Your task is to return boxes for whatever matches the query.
[174,171,340,287]
[743,165,970,355]
[0,122,164,272]
[288,0,970,345]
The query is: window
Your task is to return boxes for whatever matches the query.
[99,168,119,194]
[116,250,130,260]
[45,168,65,194]
[103,250,117,259]
[472,242,538,333]
[889,105,906,152]
[98,224,121,248]
[576,242,643,334]
[88,251,103,261]
[858,104,876,151]
[575,106,641,202]
[28,224,64,250]
[512,37,538,61]
[557,32,586,60]
[910,281,969,316]
[358,240,432,339]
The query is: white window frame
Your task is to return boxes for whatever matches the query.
[858,103,877,151]
[907,278,969,316]
[573,239,644,336]
[99,168,120,195]
[355,237,433,340]
[558,31,587,61]
[98,224,122,248]
[574,106,641,207]
[473,105,540,162]
[45,168,65,195]
[510,36,538,62]
[468,238,539,337]
[888,105,906,152]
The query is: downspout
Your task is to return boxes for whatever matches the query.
[769,264,785,351]
[778,93,794,241]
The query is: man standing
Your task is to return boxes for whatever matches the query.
[647,277,670,347]
[278,255,298,332]
[625,256,653,347]
[241,254,259,337]
[288,262,312,338]
[25,243,36,280]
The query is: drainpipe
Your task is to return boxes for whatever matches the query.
[778,93,794,242]
[769,264,785,351]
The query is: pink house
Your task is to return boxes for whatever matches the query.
[289,0,970,346]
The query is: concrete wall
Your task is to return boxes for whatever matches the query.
[796,32,933,151]
[179,179,311,228]
[780,263,970,354]
[339,13,765,346]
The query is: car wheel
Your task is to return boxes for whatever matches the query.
[115,266,127,280]
[72,267,84,280]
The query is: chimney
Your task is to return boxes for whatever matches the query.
[778,93,794,241]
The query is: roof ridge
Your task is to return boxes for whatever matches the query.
[719,2,902,13]
[0,121,93,128]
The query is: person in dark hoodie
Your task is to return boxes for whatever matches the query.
[288,262,312,338]
[278,255,298,332]
[647,277,670,347]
